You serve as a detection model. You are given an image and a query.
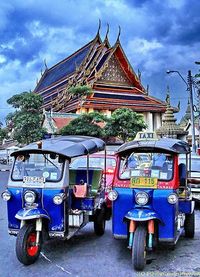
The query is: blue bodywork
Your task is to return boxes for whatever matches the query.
[7,187,67,232]
[71,194,95,210]
[112,187,186,242]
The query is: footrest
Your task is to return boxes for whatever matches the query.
[69,210,84,227]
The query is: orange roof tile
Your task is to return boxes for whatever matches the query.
[53,117,74,130]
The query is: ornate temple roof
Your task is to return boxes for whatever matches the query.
[34,25,167,114]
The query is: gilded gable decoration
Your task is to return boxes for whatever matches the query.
[99,55,132,85]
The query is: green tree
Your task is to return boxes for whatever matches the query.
[0,121,8,143]
[104,108,147,142]
[7,92,46,145]
[60,112,106,137]
[67,85,92,98]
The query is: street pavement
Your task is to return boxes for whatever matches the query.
[0,163,11,172]
[1,170,200,277]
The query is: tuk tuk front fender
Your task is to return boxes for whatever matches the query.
[15,208,50,221]
[124,208,164,224]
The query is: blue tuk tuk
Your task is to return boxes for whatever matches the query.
[1,136,108,265]
[108,136,195,270]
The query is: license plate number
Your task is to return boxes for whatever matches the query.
[130,177,158,188]
[23,176,45,186]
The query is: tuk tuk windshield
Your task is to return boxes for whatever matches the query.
[119,152,173,180]
[12,153,64,182]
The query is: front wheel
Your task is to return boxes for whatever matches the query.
[94,208,106,236]
[184,211,195,238]
[16,224,41,265]
[132,225,147,271]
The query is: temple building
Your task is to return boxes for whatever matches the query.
[34,25,168,132]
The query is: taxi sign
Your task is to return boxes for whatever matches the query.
[130,177,158,188]
[135,131,158,141]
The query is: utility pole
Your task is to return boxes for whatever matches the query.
[187,70,196,153]
[198,88,200,150]
[166,69,196,153]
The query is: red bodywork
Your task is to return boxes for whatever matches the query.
[112,155,180,190]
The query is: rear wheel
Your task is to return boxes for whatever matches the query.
[16,224,41,265]
[104,206,112,220]
[184,211,195,238]
[132,225,147,271]
[94,208,106,236]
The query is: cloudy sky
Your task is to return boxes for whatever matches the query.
[0,0,200,124]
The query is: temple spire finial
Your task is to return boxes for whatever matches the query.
[177,100,180,111]
[44,59,48,70]
[103,23,111,47]
[138,69,141,81]
[166,86,170,105]
[116,25,121,44]
[96,19,101,38]
[146,84,149,95]
[105,23,109,38]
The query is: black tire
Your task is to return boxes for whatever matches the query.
[184,211,195,238]
[16,224,41,265]
[94,208,106,236]
[104,207,112,221]
[132,225,147,271]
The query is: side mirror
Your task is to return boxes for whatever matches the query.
[179,163,186,187]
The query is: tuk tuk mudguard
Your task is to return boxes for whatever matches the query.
[15,207,50,220]
[8,187,67,233]
[124,208,163,223]
[112,188,177,241]
[179,199,195,214]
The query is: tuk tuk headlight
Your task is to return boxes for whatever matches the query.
[24,191,36,205]
[108,190,118,201]
[135,192,149,206]
[53,193,65,205]
[1,190,11,201]
[168,193,178,204]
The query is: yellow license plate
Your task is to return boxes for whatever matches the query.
[130,177,158,188]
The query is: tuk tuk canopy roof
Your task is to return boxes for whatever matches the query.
[11,136,106,159]
[117,138,191,155]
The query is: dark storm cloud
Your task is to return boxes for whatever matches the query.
[123,0,200,46]
[0,0,200,123]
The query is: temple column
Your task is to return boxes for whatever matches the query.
[105,110,111,117]
[76,107,87,114]
[154,113,162,130]
[146,112,153,131]
[102,109,111,117]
